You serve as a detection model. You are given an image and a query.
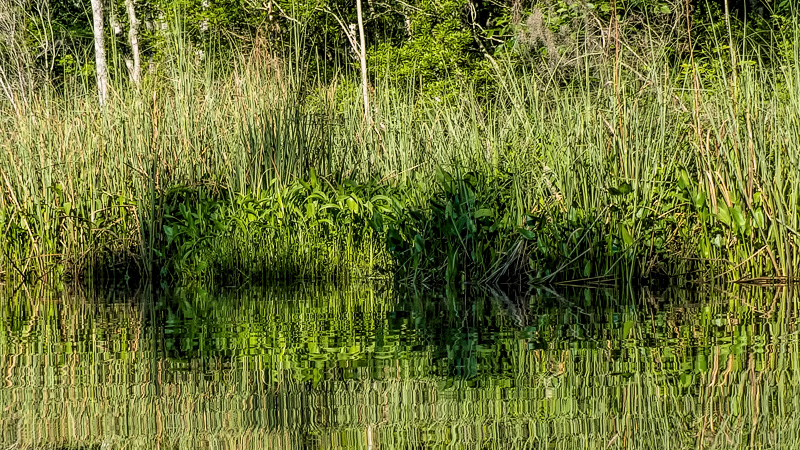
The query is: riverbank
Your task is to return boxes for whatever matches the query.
[2,30,799,286]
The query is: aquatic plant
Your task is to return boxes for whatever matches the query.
[1,18,800,286]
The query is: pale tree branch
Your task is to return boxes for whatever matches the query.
[125,0,141,86]
[91,0,109,105]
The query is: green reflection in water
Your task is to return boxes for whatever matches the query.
[1,284,799,449]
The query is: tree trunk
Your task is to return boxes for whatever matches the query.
[109,0,121,36]
[355,0,370,124]
[125,0,141,86]
[90,0,108,105]
[200,0,209,32]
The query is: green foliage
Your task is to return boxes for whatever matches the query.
[153,174,400,283]
[386,168,521,284]
[2,12,800,286]
[6,0,795,100]
[369,0,477,93]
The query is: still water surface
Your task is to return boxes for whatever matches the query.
[1,283,798,449]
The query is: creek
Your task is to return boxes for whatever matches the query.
[0,283,795,449]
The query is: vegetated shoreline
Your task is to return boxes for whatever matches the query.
[0,164,795,288]
[2,29,800,287]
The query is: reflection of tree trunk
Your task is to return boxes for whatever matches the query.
[355,0,371,124]
[366,423,374,450]
[125,0,141,86]
[91,0,109,105]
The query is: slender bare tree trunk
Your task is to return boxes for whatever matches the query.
[109,0,121,36]
[200,0,209,32]
[90,0,108,105]
[355,0,370,124]
[125,0,141,86]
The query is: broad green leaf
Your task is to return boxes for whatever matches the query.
[473,208,494,219]
[715,203,731,227]
[609,182,632,196]
[370,195,394,210]
[371,210,384,232]
[753,208,765,229]
[678,169,691,191]
[413,234,424,253]
[446,251,458,283]
[731,205,746,231]
[619,225,634,247]
[346,197,359,214]
[693,191,706,209]
[309,167,318,188]
[434,166,453,191]
[308,190,329,202]
[164,225,175,245]
[320,203,341,212]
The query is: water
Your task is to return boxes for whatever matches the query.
[1,283,798,449]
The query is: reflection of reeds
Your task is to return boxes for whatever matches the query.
[0,285,798,449]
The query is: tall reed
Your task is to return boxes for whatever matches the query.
[1,19,798,284]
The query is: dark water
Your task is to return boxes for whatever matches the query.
[1,283,798,449]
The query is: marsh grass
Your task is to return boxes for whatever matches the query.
[1,18,799,285]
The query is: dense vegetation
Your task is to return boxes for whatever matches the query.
[1,0,799,286]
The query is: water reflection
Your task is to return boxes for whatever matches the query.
[1,283,798,449]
